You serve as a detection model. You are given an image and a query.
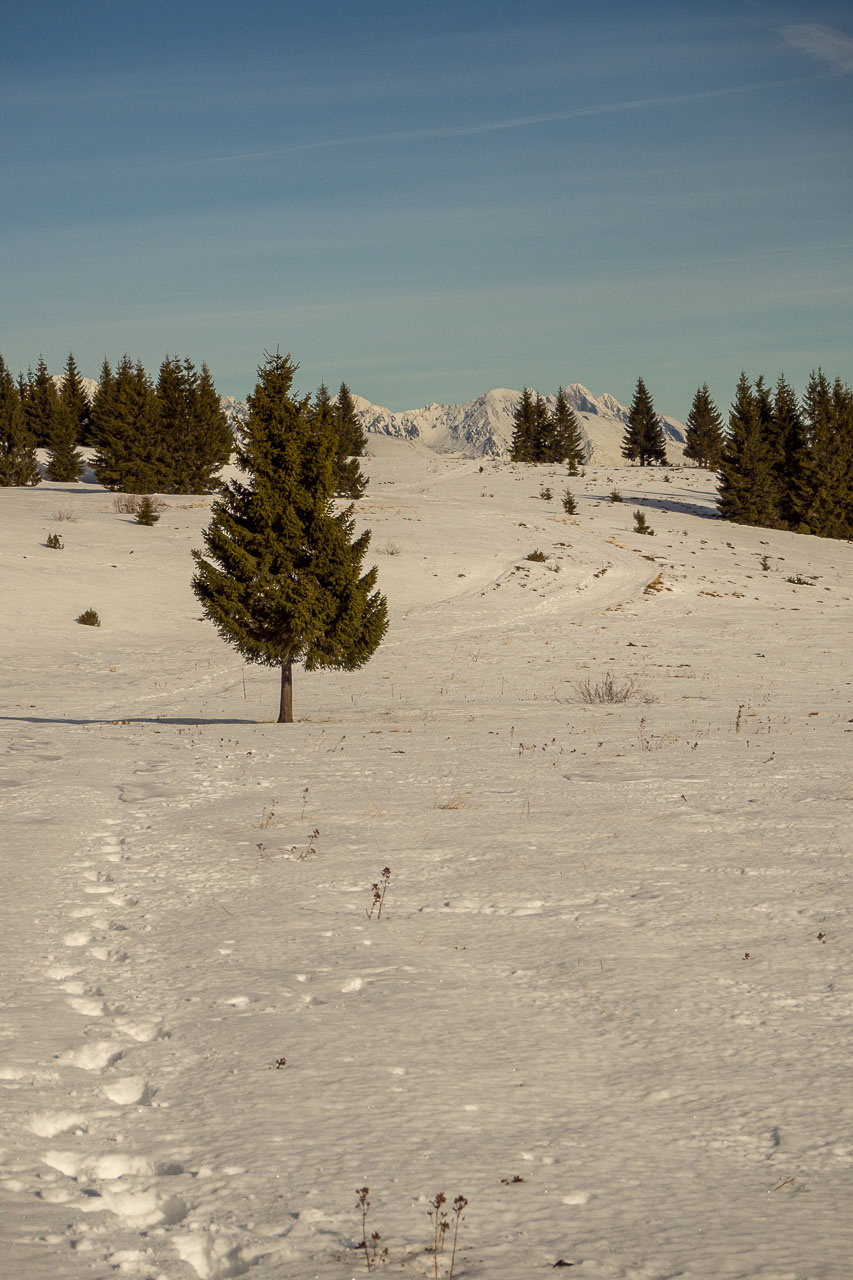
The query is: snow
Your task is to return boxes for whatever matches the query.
[1,448,852,1279]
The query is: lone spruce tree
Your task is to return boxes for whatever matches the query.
[621,377,667,465]
[192,351,388,723]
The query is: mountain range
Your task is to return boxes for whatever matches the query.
[58,376,687,466]
[223,384,687,466]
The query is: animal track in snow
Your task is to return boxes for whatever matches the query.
[174,1231,255,1279]
[67,995,108,1017]
[63,929,93,947]
[90,1181,189,1228]
[102,1076,152,1106]
[29,1111,88,1138]
[65,1039,125,1070]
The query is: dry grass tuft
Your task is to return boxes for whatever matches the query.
[573,672,655,704]
[434,792,472,810]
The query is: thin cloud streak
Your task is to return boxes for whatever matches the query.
[781,23,853,73]
[198,76,815,168]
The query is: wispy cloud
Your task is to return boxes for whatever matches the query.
[200,78,806,168]
[781,23,853,73]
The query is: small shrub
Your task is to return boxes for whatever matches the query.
[76,608,101,627]
[380,540,401,556]
[113,493,168,515]
[45,532,64,549]
[786,574,815,586]
[562,488,577,515]
[51,509,76,522]
[633,509,654,535]
[539,485,553,501]
[609,489,623,502]
[526,549,548,562]
[135,495,161,525]
[573,672,653,704]
[759,553,771,572]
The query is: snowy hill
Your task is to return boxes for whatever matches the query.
[1,450,850,1279]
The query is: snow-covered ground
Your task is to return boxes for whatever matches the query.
[1,446,851,1280]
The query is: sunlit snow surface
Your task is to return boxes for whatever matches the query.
[1,446,851,1279]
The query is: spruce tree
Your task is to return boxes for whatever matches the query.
[333,382,367,498]
[193,361,233,490]
[45,396,84,482]
[717,373,777,526]
[795,370,853,539]
[550,387,585,471]
[772,375,808,529]
[510,388,537,462]
[192,351,388,723]
[683,384,724,469]
[91,356,160,492]
[23,356,65,449]
[621,377,667,465]
[0,355,40,486]
[59,352,92,445]
[155,355,231,493]
[531,393,552,463]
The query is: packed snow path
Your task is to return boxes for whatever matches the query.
[1,449,851,1279]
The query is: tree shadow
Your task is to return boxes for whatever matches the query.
[0,715,266,727]
[630,489,720,520]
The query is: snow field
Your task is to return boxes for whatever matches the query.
[0,448,851,1279]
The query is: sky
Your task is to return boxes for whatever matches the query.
[1,0,852,422]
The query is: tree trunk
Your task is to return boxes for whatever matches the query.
[278,659,293,723]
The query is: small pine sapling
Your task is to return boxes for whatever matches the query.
[45,532,64,549]
[609,489,623,502]
[539,484,553,501]
[562,488,576,515]
[76,608,101,626]
[135,495,161,525]
[633,509,654,535]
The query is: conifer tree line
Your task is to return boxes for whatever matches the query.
[0,350,368,499]
[682,370,852,539]
[510,387,586,470]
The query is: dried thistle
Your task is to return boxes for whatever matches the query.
[367,867,391,919]
[449,1195,467,1280]
[428,1192,448,1276]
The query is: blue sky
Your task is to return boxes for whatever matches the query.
[2,1,851,420]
